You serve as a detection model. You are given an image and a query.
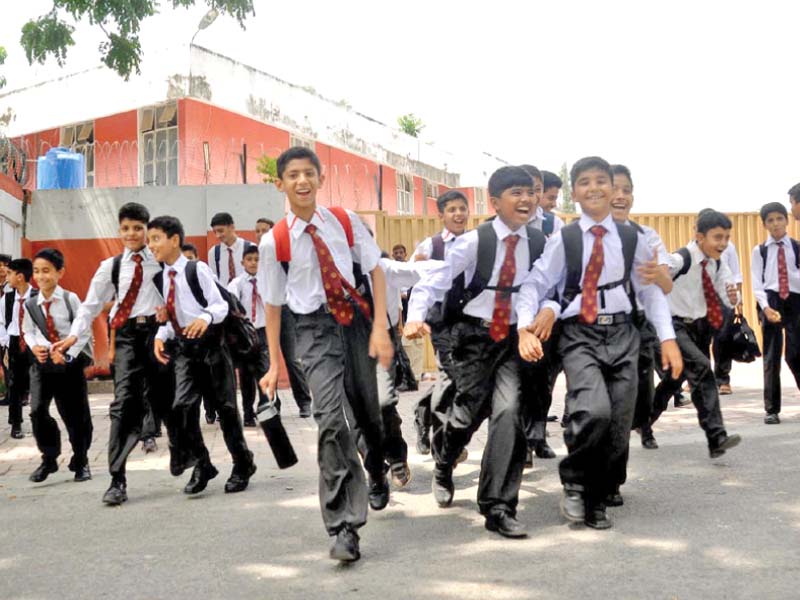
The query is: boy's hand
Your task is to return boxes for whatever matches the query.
[414,252,429,261]
[184,318,209,339]
[32,345,49,364]
[764,307,782,323]
[155,305,168,324]
[636,250,661,285]
[403,321,430,339]
[50,348,66,365]
[154,339,171,365]
[369,326,394,369]
[518,329,544,362]
[259,365,279,400]
[528,308,556,342]
[51,335,77,355]
[660,339,683,380]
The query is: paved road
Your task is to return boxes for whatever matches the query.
[2,361,800,600]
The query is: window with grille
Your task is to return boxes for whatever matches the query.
[396,173,413,215]
[289,134,315,150]
[140,102,178,186]
[475,187,488,215]
[60,121,95,187]
[424,180,439,199]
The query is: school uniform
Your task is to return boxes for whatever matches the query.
[529,206,564,238]
[70,247,177,485]
[651,243,736,452]
[751,235,800,417]
[0,283,12,408]
[713,242,742,386]
[23,286,94,473]
[208,237,254,287]
[1,286,37,433]
[227,272,270,422]
[259,206,385,537]
[155,256,255,489]
[517,214,675,515]
[278,307,312,414]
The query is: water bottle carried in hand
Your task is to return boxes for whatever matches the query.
[257,397,298,469]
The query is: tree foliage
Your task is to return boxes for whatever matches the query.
[559,161,575,213]
[20,1,255,81]
[0,46,7,88]
[397,113,424,138]
[256,153,278,184]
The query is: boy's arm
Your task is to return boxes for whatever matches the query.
[368,266,393,369]
[66,293,92,359]
[22,308,49,363]
[69,259,115,339]
[259,303,283,400]
[258,231,287,398]
[714,261,737,307]
[207,246,219,281]
[517,234,565,330]
[751,245,769,310]
[0,299,9,347]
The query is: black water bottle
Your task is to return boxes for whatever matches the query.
[257,398,298,469]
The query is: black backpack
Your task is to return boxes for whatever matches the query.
[25,291,94,364]
[154,261,259,358]
[426,232,465,326]
[758,239,800,282]
[5,287,39,329]
[672,246,721,281]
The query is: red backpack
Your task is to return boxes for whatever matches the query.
[272,205,354,274]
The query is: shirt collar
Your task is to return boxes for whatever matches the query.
[123,246,150,261]
[37,286,65,306]
[688,241,710,265]
[441,228,456,241]
[224,236,240,250]
[527,206,544,225]
[766,234,790,247]
[15,286,32,301]
[166,254,189,274]
[492,216,529,240]
[288,208,327,241]
[578,212,615,234]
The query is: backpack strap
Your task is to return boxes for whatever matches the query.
[759,243,768,283]
[526,225,546,269]
[328,206,354,248]
[5,292,14,327]
[463,221,498,302]
[793,239,800,270]
[274,207,355,276]
[597,222,637,293]
[672,247,692,281]
[560,222,584,310]
[110,253,123,296]
[184,261,209,308]
[627,220,645,235]
[431,233,445,261]
[214,244,221,279]
[542,211,555,236]
[25,297,49,340]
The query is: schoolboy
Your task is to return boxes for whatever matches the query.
[0,258,37,438]
[751,202,800,424]
[517,156,682,530]
[406,165,552,538]
[0,253,12,408]
[540,170,566,236]
[259,146,393,563]
[149,216,257,496]
[208,212,256,286]
[789,183,800,221]
[24,248,94,483]
[410,190,470,457]
[255,218,274,241]
[716,221,743,396]
[181,244,198,260]
[227,245,271,426]
[651,210,741,458]
[55,202,176,505]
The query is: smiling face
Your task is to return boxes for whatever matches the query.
[573,167,613,221]
[491,185,536,230]
[7,269,25,292]
[611,173,634,222]
[212,224,237,246]
[763,211,788,241]
[275,158,325,217]
[696,226,731,260]
[541,187,559,213]
[440,199,469,236]
[33,258,63,296]
[147,227,181,265]
[119,218,148,252]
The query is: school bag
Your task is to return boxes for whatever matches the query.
[213,240,258,280]
[672,247,720,281]
[758,239,800,282]
[425,232,465,326]
[542,212,555,236]
[5,287,39,330]
[154,262,259,359]
[443,220,546,322]
[25,291,94,368]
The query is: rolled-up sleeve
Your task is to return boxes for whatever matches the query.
[259,230,287,307]
[348,210,381,273]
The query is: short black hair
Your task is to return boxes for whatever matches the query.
[181,243,198,255]
[611,164,634,188]
[519,164,543,183]
[788,183,800,203]
[696,210,732,234]
[243,245,259,258]
[210,212,234,228]
[8,258,33,281]
[436,190,468,213]
[760,202,788,223]
[392,243,407,253]
[118,202,150,224]
[256,218,274,227]
[34,248,65,271]
[148,215,185,245]
[570,157,613,188]
[542,171,562,191]
[488,166,535,199]
[276,146,322,179]
[0,254,11,265]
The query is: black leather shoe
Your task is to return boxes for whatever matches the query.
[224,462,257,493]
[485,511,527,538]
[102,479,128,505]
[547,414,559,422]
[764,413,780,425]
[74,464,92,482]
[330,526,360,562]
[368,472,390,510]
[534,441,557,459]
[141,437,158,453]
[243,418,257,428]
[298,403,312,418]
[560,488,585,523]
[205,413,216,425]
[524,448,534,469]
[390,462,411,489]
[674,394,692,408]
[432,464,454,508]
[10,427,24,439]
[29,459,59,483]
[414,417,431,456]
[184,462,219,494]
[709,433,742,458]
[585,503,613,529]
[604,489,624,507]
[641,434,659,450]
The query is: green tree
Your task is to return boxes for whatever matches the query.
[256,153,278,184]
[559,161,575,213]
[20,1,255,81]
[397,113,424,138]
[0,46,6,88]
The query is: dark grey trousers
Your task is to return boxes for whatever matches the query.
[521,328,560,447]
[760,291,800,414]
[426,323,457,465]
[6,336,31,428]
[558,320,638,502]
[280,306,312,409]
[236,328,270,421]
[293,308,384,535]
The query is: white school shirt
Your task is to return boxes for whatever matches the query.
[227,273,266,329]
[412,228,458,261]
[0,283,12,301]
[517,213,675,342]
[750,235,800,310]
[70,247,163,338]
[408,217,558,324]
[22,286,91,358]
[721,242,743,285]
[379,257,450,328]
[0,286,34,346]
[667,242,734,319]
[258,206,381,314]
[154,256,229,342]
[528,207,565,236]
[208,237,250,287]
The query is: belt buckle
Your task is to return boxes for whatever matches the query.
[480,319,492,328]
[323,304,332,314]
[135,316,147,325]
[597,315,613,326]
[682,317,694,324]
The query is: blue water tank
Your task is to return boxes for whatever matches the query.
[37,147,86,189]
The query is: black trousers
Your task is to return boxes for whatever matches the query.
[6,336,32,428]
[522,326,560,447]
[236,328,270,421]
[372,326,407,465]
[293,307,384,535]
[108,319,178,479]
[558,320,638,503]
[170,327,253,470]
[760,291,800,414]
[443,322,526,516]
[712,307,734,385]
[30,357,93,467]
[279,306,312,409]
[653,318,727,447]
[425,322,457,465]
[633,320,659,432]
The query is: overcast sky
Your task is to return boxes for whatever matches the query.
[2,0,798,212]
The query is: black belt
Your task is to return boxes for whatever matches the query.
[460,315,494,329]
[562,312,631,326]
[674,316,704,325]
[292,305,333,319]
